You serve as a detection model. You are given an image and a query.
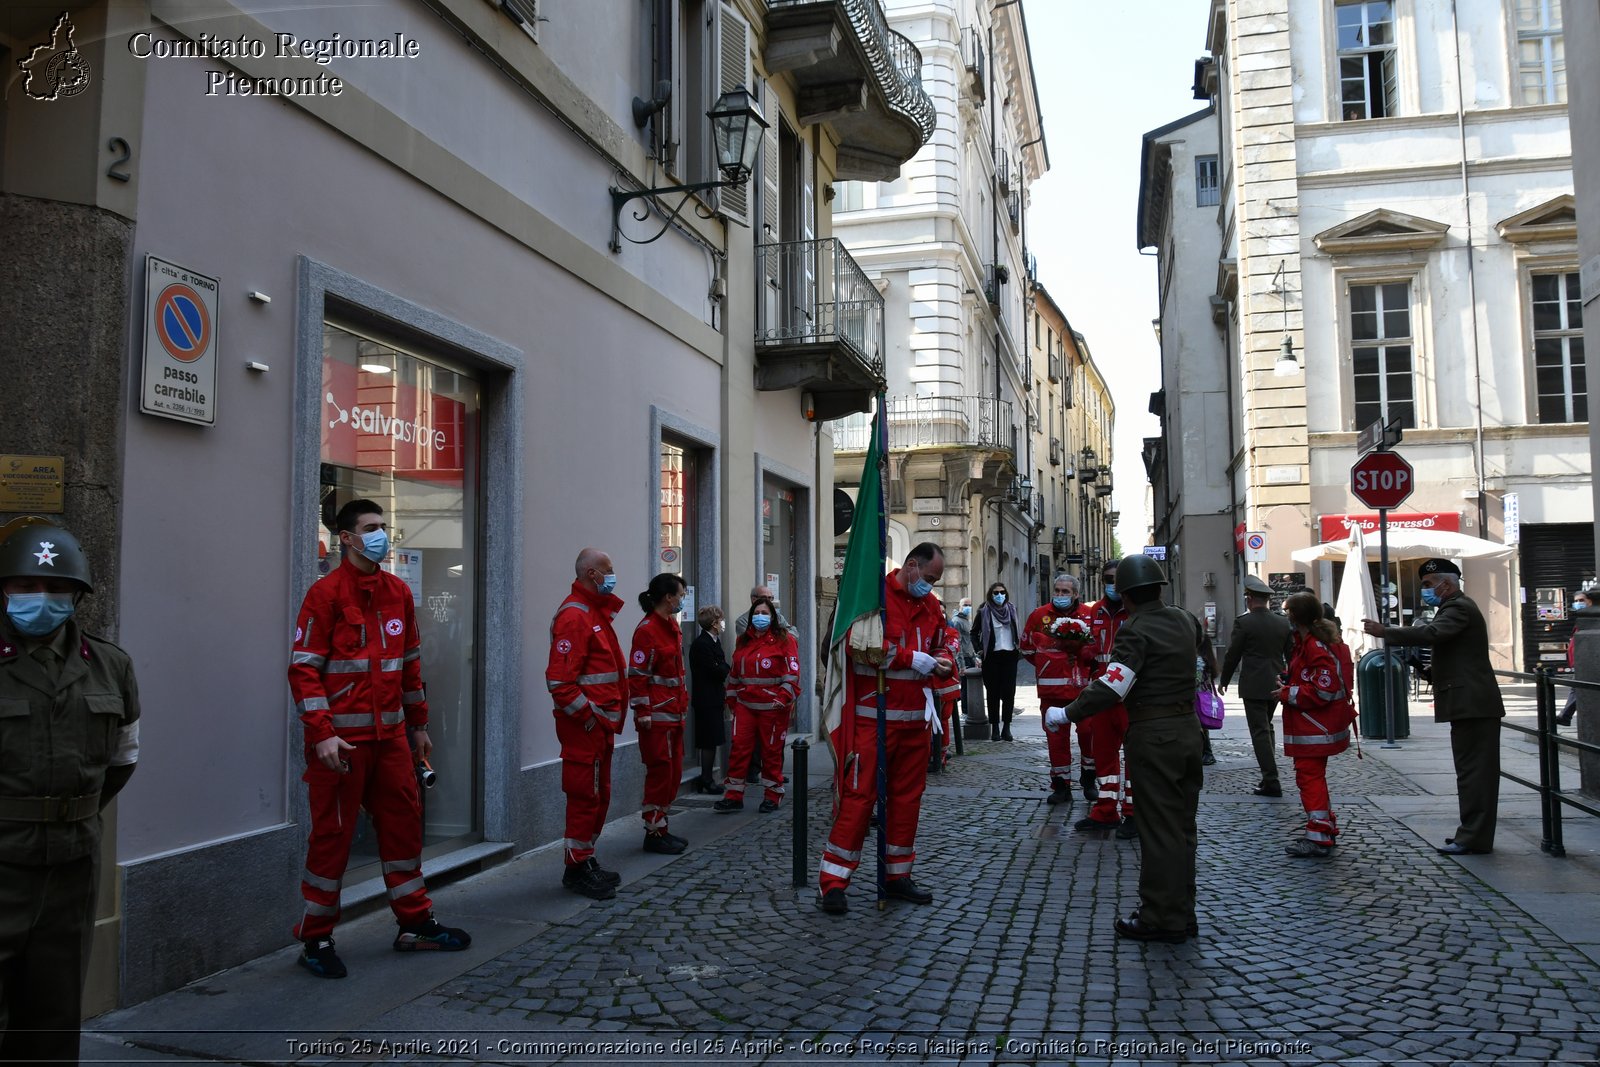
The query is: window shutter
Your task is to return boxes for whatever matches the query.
[648,0,674,167]
[760,80,781,244]
[717,3,751,224]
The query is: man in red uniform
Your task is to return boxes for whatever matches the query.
[818,542,959,915]
[1023,573,1097,806]
[547,547,628,899]
[629,573,689,854]
[288,500,470,979]
[1079,558,1136,837]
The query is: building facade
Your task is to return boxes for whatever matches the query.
[828,0,1046,604]
[0,0,930,1008]
[1199,0,1585,669]
[1137,105,1238,638]
[1567,0,1600,562]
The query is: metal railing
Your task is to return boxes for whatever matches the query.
[1493,667,1600,857]
[755,237,884,377]
[832,394,1016,453]
[768,0,936,143]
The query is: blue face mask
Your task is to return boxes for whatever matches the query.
[1103,584,1120,602]
[356,529,389,564]
[751,613,772,631]
[598,573,617,596]
[1420,586,1442,607]
[6,592,76,637]
[958,606,971,617]
[991,593,1006,606]
[1053,596,1074,611]
[909,579,933,599]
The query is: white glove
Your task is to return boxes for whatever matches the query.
[924,689,942,735]
[910,651,938,675]
[1043,706,1070,732]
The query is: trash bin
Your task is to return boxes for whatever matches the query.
[961,667,989,741]
[1357,649,1410,740]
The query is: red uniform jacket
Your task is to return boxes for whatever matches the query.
[1088,598,1132,680]
[546,581,627,733]
[628,612,688,728]
[847,569,960,723]
[1023,602,1098,699]
[1281,633,1355,757]
[289,556,428,746]
[728,630,801,713]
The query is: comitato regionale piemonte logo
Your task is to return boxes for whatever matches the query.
[17,12,92,102]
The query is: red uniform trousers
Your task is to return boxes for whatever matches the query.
[938,695,957,762]
[294,734,431,940]
[1038,684,1077,788]
[724,704,788,804]
[819,717,930,893]
[638,723,684,833]
[1293,756,1337,845]
[558,714,615,865]
[1085,704,1134,824]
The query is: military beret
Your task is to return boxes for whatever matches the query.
[1419,557,1461,577]
[1243,574,1272,596]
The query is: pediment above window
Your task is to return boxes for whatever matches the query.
[1495,194,1577,244]
[1314,209,1450,255]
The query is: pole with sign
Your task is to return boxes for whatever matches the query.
[1351,442,1414,747]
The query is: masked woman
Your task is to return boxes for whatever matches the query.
[1278,591,1356,858]
[714,596,800,813]
[630,573,689,854]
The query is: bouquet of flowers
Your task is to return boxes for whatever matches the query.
[1045,616,1092,644]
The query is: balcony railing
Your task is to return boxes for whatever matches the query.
[832,394,1017,454]
[768,0,936,145]
[755,238,884,377]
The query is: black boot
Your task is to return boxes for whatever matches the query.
[989,722,1001,741]
[1001,720,1013,742]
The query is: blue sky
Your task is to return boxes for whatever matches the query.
[1024,0,1214,552]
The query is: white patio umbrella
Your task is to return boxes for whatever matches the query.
[1290,527,1516,564]
[1334,524,1380,658]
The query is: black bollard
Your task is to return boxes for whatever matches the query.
[791,736,809,888]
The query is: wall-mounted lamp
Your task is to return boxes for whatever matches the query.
[611,85,769,253]
[1271,259,1300,377]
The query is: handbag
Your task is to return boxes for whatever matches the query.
[1195,685,1225,730]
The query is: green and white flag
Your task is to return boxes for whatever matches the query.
[822,398,888,735]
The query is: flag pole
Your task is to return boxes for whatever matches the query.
[874,392,890,909]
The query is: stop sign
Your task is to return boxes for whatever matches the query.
[1350,450,1414,509]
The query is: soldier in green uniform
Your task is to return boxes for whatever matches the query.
[1047,554,1206,943]
[0,520,140,1064]
[1364,557,1504,854]
[1219,574,1293,796]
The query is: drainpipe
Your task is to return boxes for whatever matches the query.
[1449,0,1489,535]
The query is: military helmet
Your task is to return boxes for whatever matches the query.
[0,519,94,592]
[1114,553,1168,595]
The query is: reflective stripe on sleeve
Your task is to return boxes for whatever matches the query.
[402,689,426,705]
[291,651,327,668]
[578,672,620,685]
[379,658,404,673]
[296,697,330,714]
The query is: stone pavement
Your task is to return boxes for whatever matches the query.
[87,677,1600,1065]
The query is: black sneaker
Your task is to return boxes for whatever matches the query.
[394,916,471,951]
[1080,768,1096,801]
[1046,784,1074,806]
[1201,752,1217,767]
[819,888,849,915]
[584,858,621,886]
[1074,815,1117,832]
[563,862,617,900]
[299,937,347,979]
[643,832,686,855]
[1001,725,1014,742]
[884,878,934,905]
[712,796,743,813]
[758,799,779,814]
[1115,818,1140,840]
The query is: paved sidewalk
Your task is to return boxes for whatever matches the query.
[86,681,1600,1065]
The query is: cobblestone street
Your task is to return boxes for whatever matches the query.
[90,685,1600,1065]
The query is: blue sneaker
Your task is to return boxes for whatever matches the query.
[393,915,471,951]
[299,938,347,978]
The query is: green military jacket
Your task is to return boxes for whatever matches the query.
[1069,600,1207,723]
[0,617,140,864]
[1381,592,1505,723]
[1219,607,1293,700]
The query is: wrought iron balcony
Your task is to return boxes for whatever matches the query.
[831,394,1017,458]
[765,0,936,180]
[755,238,885,419]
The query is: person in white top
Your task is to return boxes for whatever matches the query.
[977,581,1022,740]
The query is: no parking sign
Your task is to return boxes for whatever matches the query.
[141,255,218,426]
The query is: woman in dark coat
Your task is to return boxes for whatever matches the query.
[688,605,730,793]
[977,580,1022,740]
